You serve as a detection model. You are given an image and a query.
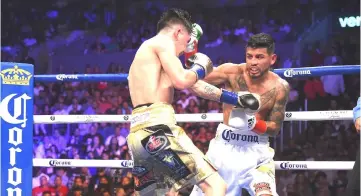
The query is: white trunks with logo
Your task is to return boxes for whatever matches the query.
[214,123,269,147]
[190,108,278,196]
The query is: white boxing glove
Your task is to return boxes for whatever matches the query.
[246,113,267,135]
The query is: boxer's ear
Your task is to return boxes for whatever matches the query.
[174,29,181,41]
[270,54,277,66]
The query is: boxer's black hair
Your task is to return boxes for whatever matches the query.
[246,33,275,54]
[157,8,192,33]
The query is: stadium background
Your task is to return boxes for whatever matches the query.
[1,0,360,195]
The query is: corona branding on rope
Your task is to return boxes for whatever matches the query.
[0,63,34,196]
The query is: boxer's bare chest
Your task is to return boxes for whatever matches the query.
[227,72,278,119]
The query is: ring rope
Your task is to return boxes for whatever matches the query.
[34,65,360,82]
[33,158,355,170]
[34,110,353,124]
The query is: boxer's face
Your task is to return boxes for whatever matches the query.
[174,27,191,56]
[246,47,277,79]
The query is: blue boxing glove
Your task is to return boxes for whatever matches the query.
[220,89,261,114]
[186,53,213,80]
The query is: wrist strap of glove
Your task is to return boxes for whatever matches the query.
[252,118,267,135]
[220,89,238,106]
[189,64,206,80]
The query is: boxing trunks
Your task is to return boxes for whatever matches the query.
[126,102,216,196]
[190,108,278,196]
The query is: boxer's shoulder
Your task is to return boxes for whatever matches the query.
[270,71,289,89]
[217,62,243,75]
[276,76,289,88]
[275,77,290,96]
[149,35,175,53]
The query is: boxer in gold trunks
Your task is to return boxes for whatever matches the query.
[127,8,261,196]
[127,8,226,196]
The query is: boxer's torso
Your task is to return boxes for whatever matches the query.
[129,36,174,107]
[223,63,284,126]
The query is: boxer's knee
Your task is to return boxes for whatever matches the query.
[197,172,227,195]
[165,189,179,196]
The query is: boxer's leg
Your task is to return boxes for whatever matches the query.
[127,130,159,196]
[168,126,227,196]
[190,139,245,196]
[189,139,222,196]
[240,147,277,196]
[243,161,277,196]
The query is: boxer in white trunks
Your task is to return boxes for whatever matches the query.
[127,8,265,196]
[189,33,290,196]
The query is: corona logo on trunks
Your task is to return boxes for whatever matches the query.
[141,130,170,155]
[0,93,32,196]
[280,162,307,170]
[222,129,259,143]
[0,65,32,85]
[283,69,311,78]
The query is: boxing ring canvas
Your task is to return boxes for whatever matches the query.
[0,62,360,195]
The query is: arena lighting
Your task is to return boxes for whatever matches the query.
[339,16,361,28]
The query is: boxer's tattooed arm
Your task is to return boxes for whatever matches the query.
[265,81,290,136]
[260,87,277,109]
[189,80,222,101]
[236,74,248,91]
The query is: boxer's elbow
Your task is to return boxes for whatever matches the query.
[265,122,281,137]
[173,81,188,90]
[267,128,280,137]
[172,78,192,90]
[173,71,198,90]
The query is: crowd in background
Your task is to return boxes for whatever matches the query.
[3,0,352,58]
[0,0,359,196]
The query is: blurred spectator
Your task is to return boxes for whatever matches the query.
[294,172,313,196]
[321,74,345,98]
[312,172,331,196]
[88,168,112,193]
[51,129,67,151]
[20,50,35,65]
[86,135,105,158]
[91,37,106,53]
[310,42,325,67]
[303,77,327,110]
[53,175,69,196]
[49,168,69,187]
[32,176,54,196]
[104,126,126,147]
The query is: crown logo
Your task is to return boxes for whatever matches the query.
[0,65,32,85]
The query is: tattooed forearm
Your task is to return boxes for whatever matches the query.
[265,81,290,136]
[190,80,222,101]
